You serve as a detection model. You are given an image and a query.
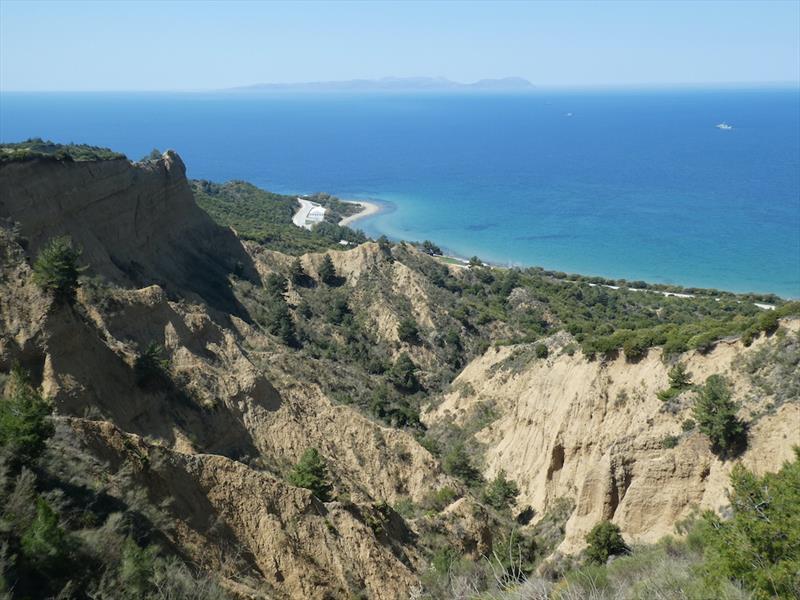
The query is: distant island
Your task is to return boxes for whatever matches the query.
[226,76,534,93]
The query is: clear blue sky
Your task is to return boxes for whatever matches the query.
[1,0,798,91]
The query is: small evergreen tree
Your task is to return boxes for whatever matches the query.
[668,362,692,389]
[0,367,54,467]
[692,375,746,455]
[134,343,171,391]
[481,470,520,511]
[377,235,394,262]
[141,148,162,161]
[288,258,308,287]
[287,448,333,502]
[264,273,288,299]
[318,255,338,286]
[397,318,421,345]
[32,237,82,304]
[21,498,71,574]
[585,520,629,564]
[266,301,298,347]
[387,353,419,393]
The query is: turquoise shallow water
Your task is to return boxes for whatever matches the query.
[1,89,798,296]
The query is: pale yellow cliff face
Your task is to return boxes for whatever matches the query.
[3,153,797,597]
[425,322,800,553]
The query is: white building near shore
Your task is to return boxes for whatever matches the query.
[292,198,327,229]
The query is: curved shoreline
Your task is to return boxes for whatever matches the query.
[338,199,382,226]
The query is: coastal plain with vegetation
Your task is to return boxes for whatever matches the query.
[0,142,798,599]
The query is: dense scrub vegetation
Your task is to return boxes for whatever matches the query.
[0,139,126,163]
[192,180,366,254]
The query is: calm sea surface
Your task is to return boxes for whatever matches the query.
[1,89,798,297]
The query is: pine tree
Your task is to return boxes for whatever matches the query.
[668,362,692,389]
[21,498,70,573]
[32,237,82,305]
[289,258,307,286]
[0,367,54,467]
[318,255,338,286]
[692,375,746,455]
[287,448,333,502]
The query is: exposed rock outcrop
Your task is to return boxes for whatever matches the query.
[425,325,800,553]
[0,152,257,314]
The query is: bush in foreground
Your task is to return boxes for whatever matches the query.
[585,520,629,564]
[700,448,800,599]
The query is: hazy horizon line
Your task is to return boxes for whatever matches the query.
[2,80,799,94]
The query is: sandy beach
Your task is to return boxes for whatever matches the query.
[339,200,381,226]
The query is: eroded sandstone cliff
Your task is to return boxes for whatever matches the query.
[425,324,800,553]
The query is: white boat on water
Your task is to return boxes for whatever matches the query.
[716,122,733,130]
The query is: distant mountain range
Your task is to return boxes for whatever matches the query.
[227,76,534,92]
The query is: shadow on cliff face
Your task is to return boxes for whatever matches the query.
[0,151,260,320]
[41,302,267,461]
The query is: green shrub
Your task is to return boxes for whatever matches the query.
[0,368,54,467]
[287,448,333,502]
[692,375,746,456]
[32,237,82,304]
[756,310,779,335]
[387,353,419,393]
[681,418,696,431]
[427,486,459,512]
[585,520,629,564]
[442,442,481,485]
[397,318,421,345]
[481,469,520,511]
[534,343,549,359]
[622,335,649,361]
[661,435,679,449]
[431,545,461,574]
[656,386,681,402]
[120,537,157,594]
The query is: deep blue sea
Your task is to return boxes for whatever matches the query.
[1,89,799,297]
